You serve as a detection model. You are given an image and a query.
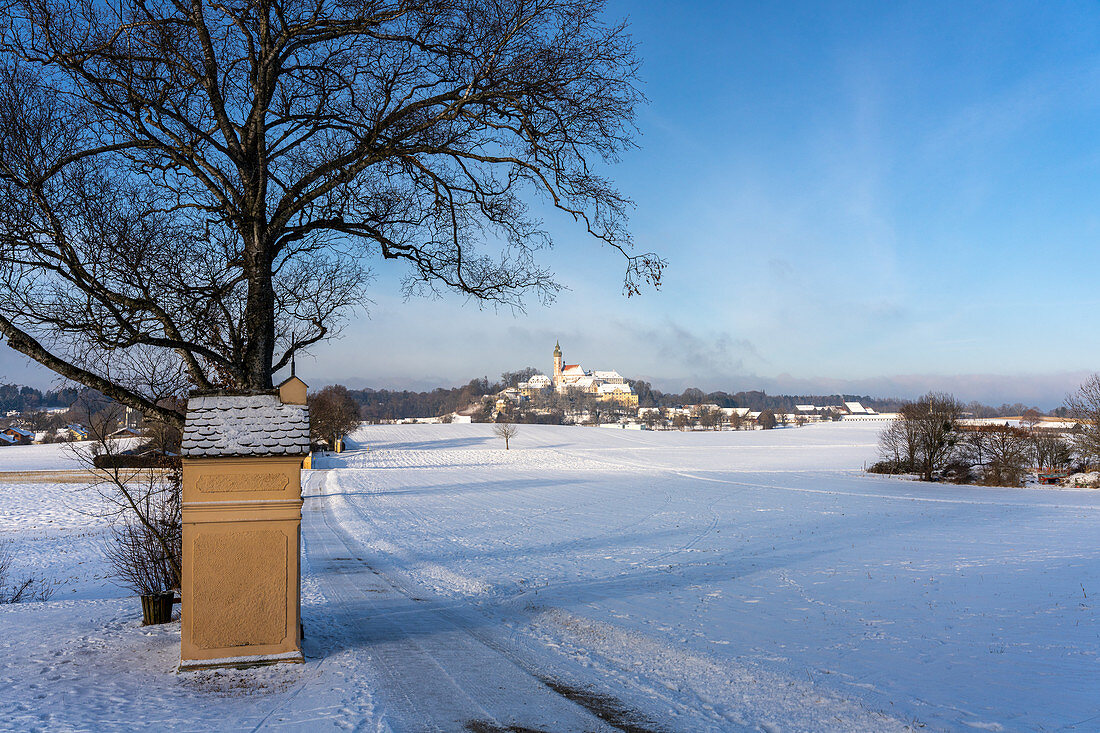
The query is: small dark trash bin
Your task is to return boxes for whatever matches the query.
[141,592,174,625]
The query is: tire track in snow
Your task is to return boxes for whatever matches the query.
[303,469,622,732]
[316,471,742,732]
[553,446,1100,511]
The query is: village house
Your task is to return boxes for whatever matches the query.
[0,426,34,446]
[63,424,89,440]
[495,387,526,413]
[107,426,145,440]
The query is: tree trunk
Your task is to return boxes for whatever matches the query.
[242,236,275,391]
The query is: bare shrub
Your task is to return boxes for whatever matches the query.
[0,538,56,603]
[1066,374,1100,466]
[867,460,908,475]
[102,472,182,596]
[71,411,182,598]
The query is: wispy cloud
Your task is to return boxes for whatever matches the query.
[611,318,765,376]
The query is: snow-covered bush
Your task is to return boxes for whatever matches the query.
[1066,472,1100,489]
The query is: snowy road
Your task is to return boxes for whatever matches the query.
[301,472,620,731]
[2,422,1099,731]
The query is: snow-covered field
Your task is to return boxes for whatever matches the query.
[2,422,1099,731]
[0,440,91,472]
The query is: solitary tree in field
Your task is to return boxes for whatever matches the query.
[493,421,518,450]
[309,385,362,449]
[0,0,661,427]
[1021,408,1042,431]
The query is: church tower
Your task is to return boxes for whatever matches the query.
[553,340,563,385]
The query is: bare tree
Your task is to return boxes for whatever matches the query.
[728,410,744,431]
[697,407,720,431]
[877,419,911,470]
[493,421,518,450]
[1034,430,1072,471]
[1021,408,1042,431]
[1066,374,1100,467]
[980,425,1031,487]
[899,393,963,481]
[757,409,777,430]
[960,427,992,475]
[309,384,361,448]
[0,0,663,426]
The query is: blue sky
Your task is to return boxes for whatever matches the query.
[4,1,1100,407]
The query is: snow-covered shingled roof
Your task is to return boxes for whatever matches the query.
[182,393,310,458]
[597,382,633,394]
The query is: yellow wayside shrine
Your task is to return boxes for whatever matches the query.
[178,377,309,670]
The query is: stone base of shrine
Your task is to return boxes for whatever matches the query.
[178,649,304,672]
[179,455,305,670]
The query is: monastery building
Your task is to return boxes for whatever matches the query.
[518,342,639,407]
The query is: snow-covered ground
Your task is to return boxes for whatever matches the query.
[2,422,1099,731]
[0,440,91,471]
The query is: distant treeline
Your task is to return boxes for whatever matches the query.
[1,374,1053,422]
[346,378,498,423]
[624,383,1049,417]
[626,381,906,413]
[0,384,84,413]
